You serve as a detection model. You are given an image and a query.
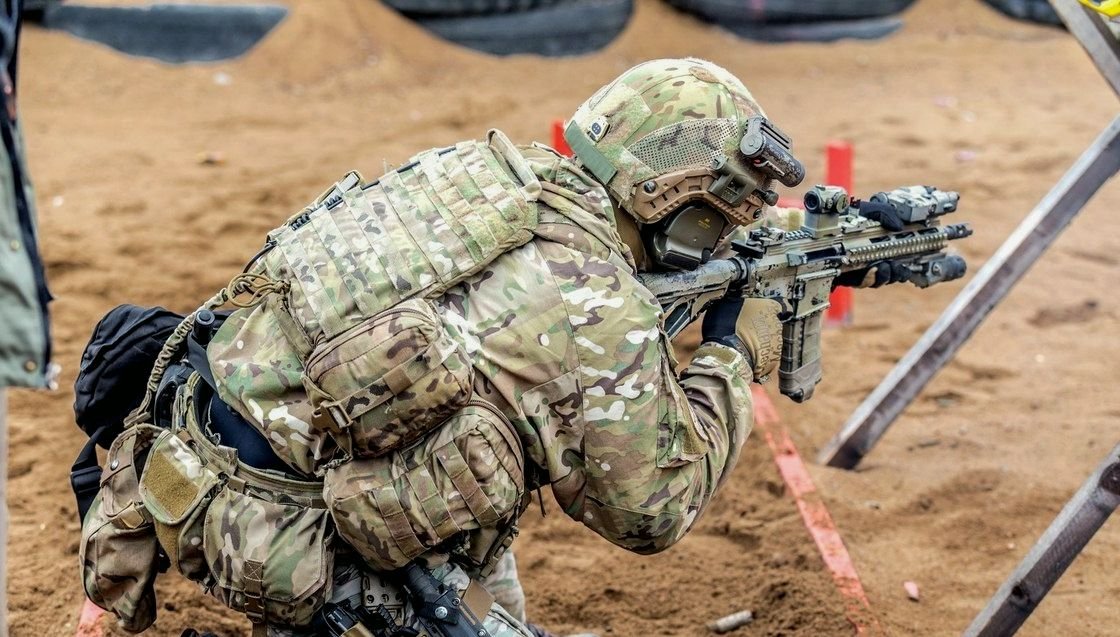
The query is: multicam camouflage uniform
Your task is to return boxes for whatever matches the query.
[277,58,767,635]
[437,144,755,553]
[261,137,756,636]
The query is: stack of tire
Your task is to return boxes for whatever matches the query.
[666,0,919,43]
[383,0,635,56]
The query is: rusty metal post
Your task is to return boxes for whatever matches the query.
[963,442,1120,636]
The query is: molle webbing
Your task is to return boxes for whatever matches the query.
[256,130,541,342]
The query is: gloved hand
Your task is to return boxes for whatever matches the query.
[855,197,904,231]
[701,296,784,381]
[833,260,911,289]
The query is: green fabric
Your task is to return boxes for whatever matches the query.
[0,120,47,388]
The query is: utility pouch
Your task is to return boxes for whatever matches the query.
[303,299,473,459]
[79,424,163,633]
[138,375,335,627]
[201,480,334,627]
[324,400,525,572]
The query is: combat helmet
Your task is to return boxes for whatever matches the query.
[564,58,804,270]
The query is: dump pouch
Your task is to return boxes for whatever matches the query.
[303,298,473,458]
[324,400,526,572]
[79,424,163,633]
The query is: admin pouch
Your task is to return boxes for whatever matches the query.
[207,129,542,473]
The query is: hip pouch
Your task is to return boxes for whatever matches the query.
[136,376,335,627]
[324,400,526,573]
[79,424,163,633]
[303,298,473,459]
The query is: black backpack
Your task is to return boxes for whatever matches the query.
[70,304,185,522]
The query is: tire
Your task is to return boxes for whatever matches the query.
[982,0,1063,27]
[666,0,917,24]
[22,0,62,23]
[383,0,565,17]
[39,4,287,64]
[417,0,633,56]
[723,16,904,42]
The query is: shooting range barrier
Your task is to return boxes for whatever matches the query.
[811,0,1120,633]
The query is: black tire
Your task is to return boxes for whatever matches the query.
[22,0,62,23]
[667,0,916,24]
[723,16,904,42]
[417,0,632,56]
[982,0,1063,27]
[39,4,287,64]
[383,0,564,17]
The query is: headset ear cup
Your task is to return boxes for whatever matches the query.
[646,204,728,271]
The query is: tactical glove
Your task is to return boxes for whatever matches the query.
[834,260,911,289]
[701,296,784,381]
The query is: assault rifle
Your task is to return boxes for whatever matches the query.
[639,185,973,403]
[316,562,492,637]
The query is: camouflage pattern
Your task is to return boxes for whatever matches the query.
[209,130,542,475]
[324,400,525,571]
[435,144,756,552]
[79,425,163,632]
[207,298,332,476]
[89,60,768,635]
[482,549,526,623]
[564,58,767,219]
[203,486,334,626]
[303,298,474,458]
[132,377,335,627]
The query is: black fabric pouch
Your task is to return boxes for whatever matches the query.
[73,304,185,444]
[72,305,185,524]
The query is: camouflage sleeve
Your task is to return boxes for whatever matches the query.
[547,241,755,554]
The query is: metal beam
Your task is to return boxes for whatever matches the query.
[1051,0,1120,97]
[818,115,1120,469]
[963,442,1120,637]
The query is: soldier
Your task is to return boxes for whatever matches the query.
[80,57,789,637]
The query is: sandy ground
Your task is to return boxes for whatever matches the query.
[5,0,1120,635]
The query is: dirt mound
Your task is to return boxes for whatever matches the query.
[8,0,1120,635]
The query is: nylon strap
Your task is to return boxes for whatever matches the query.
[244,559,266,623]
[372,484,426,559]
[434,446,499,527]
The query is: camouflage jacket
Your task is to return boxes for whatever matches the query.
[436,145,755,553]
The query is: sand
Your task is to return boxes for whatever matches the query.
[6,0,1120,635]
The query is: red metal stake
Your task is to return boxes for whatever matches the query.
[825,141,855,326]
[551,119,573,157]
